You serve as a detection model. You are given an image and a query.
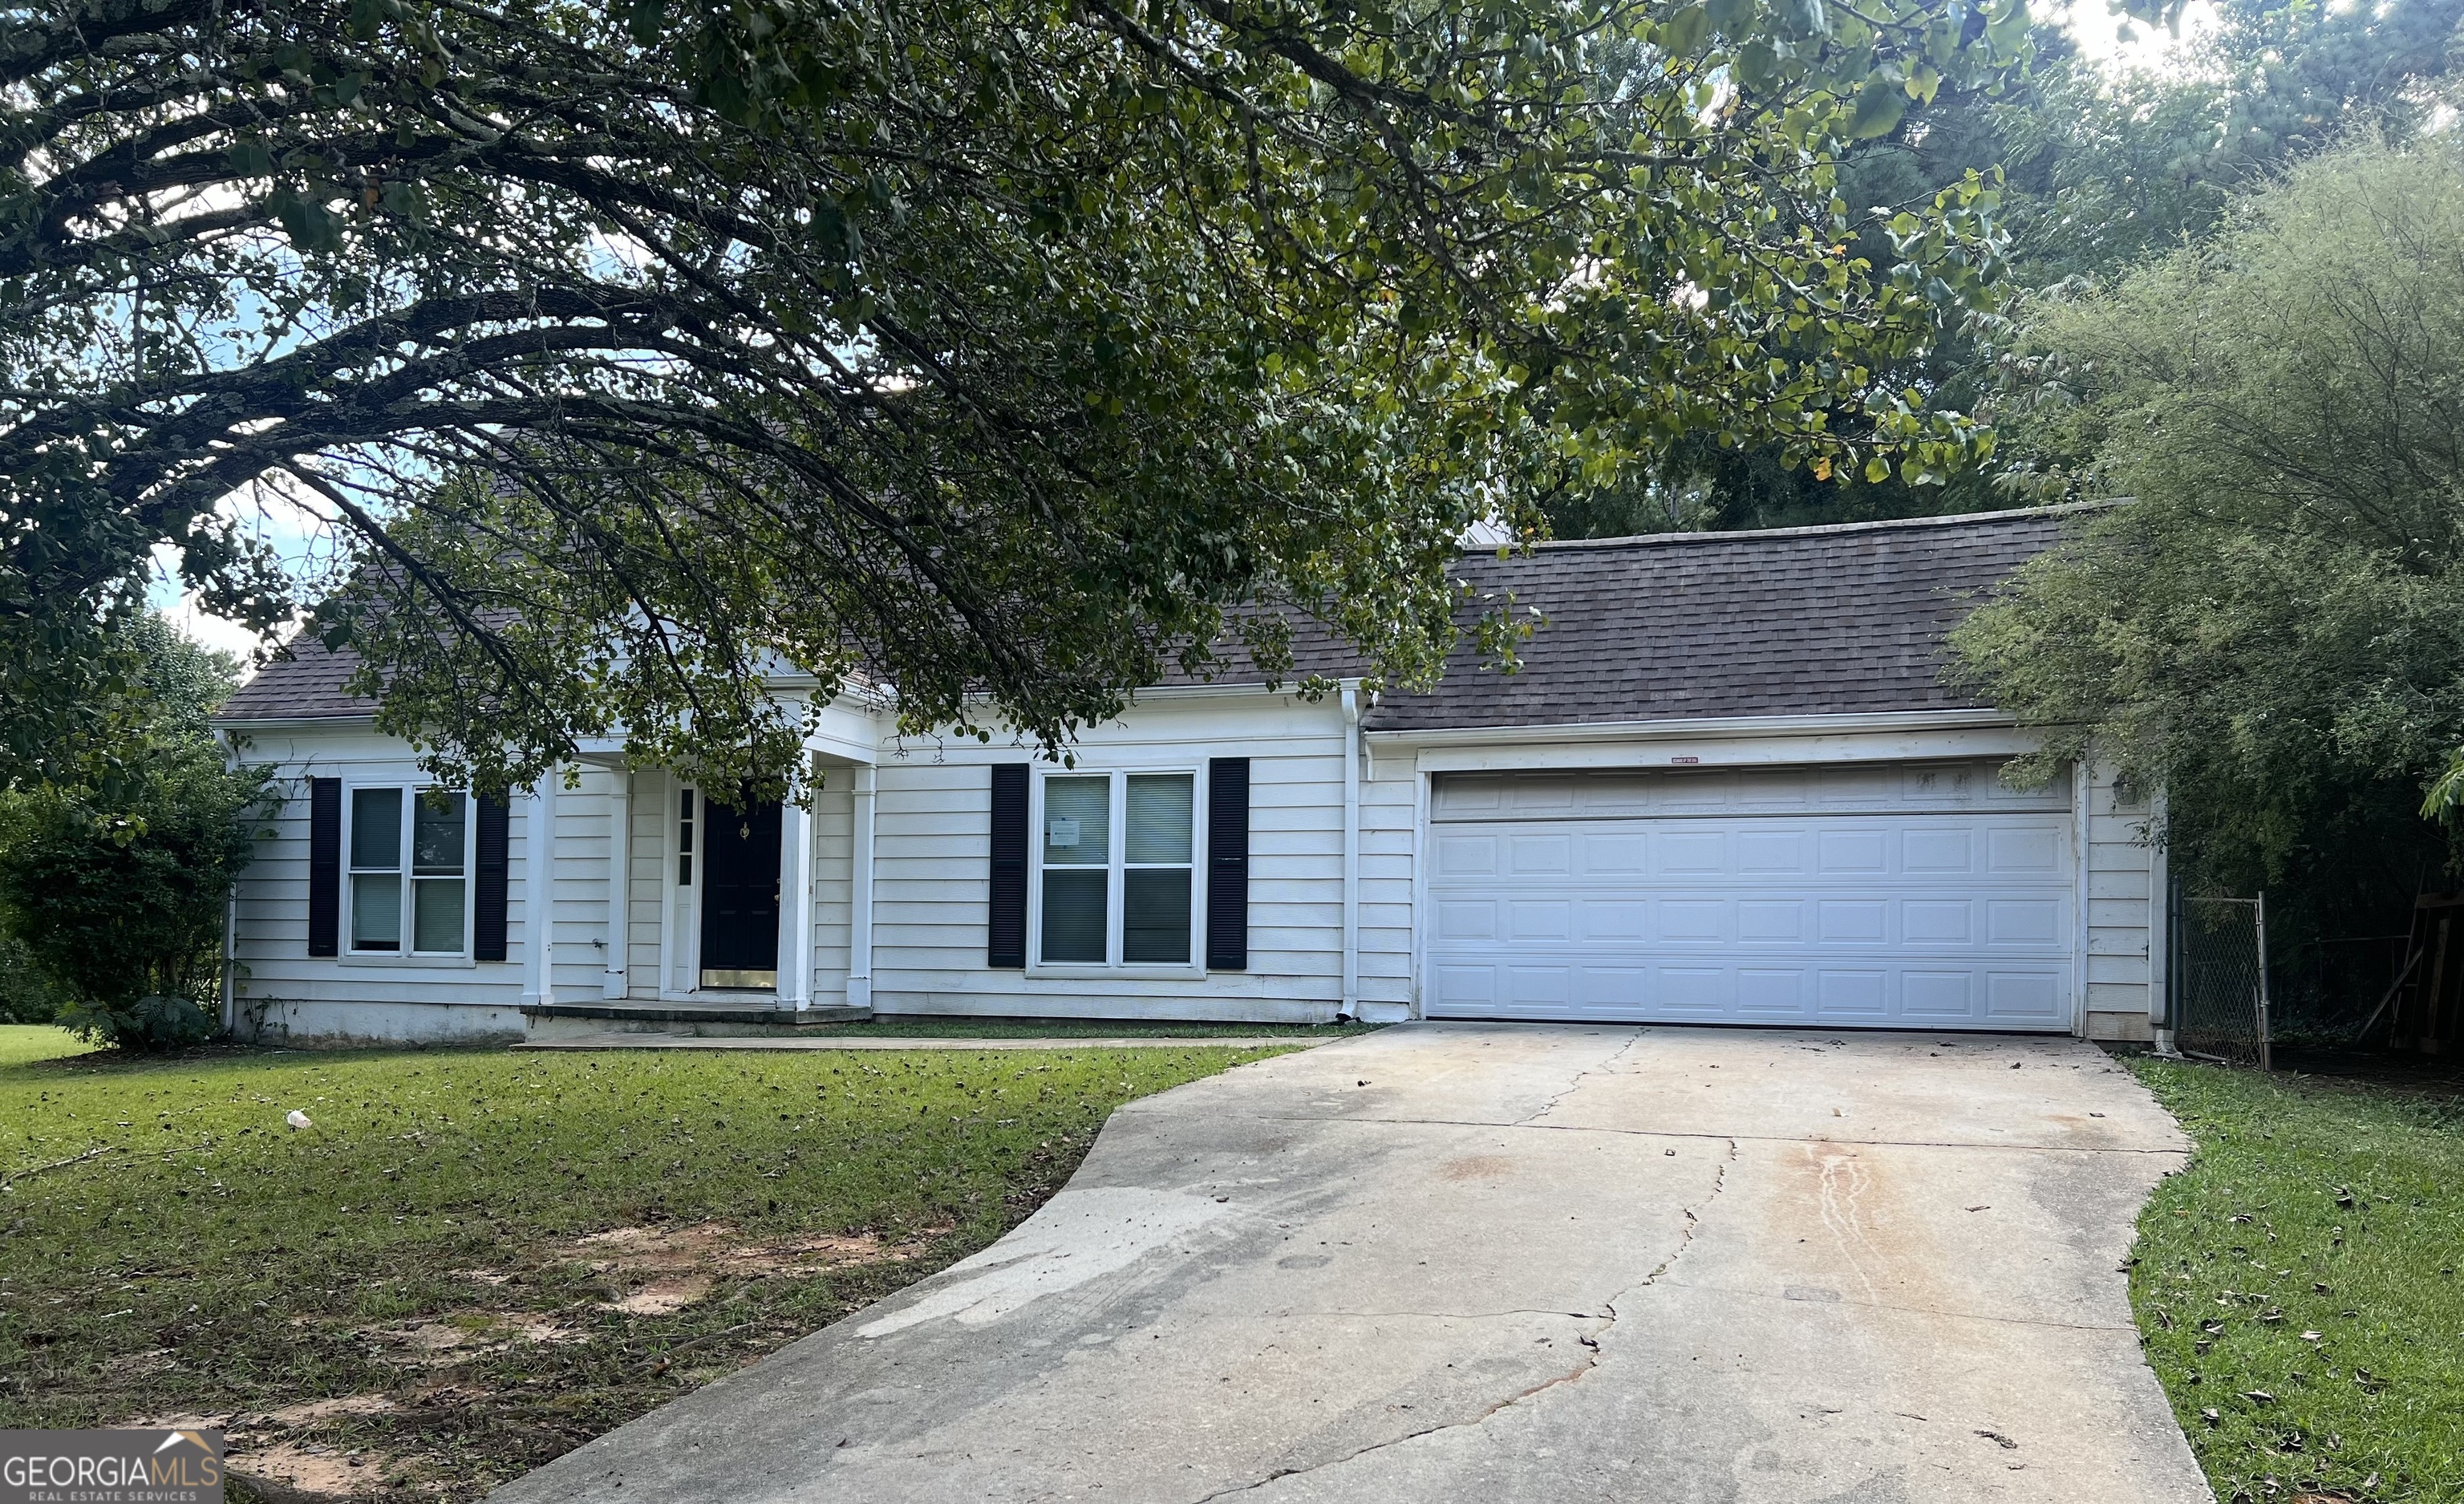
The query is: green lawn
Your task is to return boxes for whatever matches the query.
[0,1025,1288,1500]
[2127,1058,2464,1503]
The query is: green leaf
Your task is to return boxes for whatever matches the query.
[1659,4,1709,55]
[1847,76,1905,139]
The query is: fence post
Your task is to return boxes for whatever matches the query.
[2255,890,2272,1072]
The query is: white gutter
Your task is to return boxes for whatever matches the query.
[1364,707,2023,747]
[1341,680,1362,1019]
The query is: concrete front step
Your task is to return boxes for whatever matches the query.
[521,1003,872,1044]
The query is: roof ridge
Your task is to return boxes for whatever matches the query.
[1523,499,2115,553]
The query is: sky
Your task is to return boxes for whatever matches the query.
[152,0,2222,668]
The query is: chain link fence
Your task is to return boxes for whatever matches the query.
[2170,889,2272,1068]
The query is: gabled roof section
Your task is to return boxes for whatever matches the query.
[1362,505,2087,733]
[214,636,375,724]
[213,506,2086,730]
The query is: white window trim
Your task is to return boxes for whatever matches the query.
[339,781,476,966]
[1026,765,1206,978]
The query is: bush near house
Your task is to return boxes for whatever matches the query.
[0,751,274,1048]
[2127,1059,2464,1503]
[0,1031,1291,1502]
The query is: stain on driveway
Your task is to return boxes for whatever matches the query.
[490,1024,2208,1503]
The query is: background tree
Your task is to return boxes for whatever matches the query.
[1546,0,2464,537]
[0,618,271,1045]
[1947,136,2464,1021]
[2,0,2026,799]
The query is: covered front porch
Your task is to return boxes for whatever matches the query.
[519,694,884,1035]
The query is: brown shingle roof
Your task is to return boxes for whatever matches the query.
[214,635,375,723]
[213,506,2082,728]
[1361,505,2083,732]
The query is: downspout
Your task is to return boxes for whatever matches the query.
[602,768,632,999]
[2149,786,2182,1058]
[1342,680,1362,1020]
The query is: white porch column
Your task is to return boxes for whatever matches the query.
[602,770,633,999]
[776,792,815,1009]
[523,771,559,1007]
[849,764,876,1011]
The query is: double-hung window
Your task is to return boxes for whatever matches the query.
[348,787,470,955]
[1036,771,1196,967]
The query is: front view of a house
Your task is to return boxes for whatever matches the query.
[213,507,2165,1047]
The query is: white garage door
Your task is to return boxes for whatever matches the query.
[1424,760,2076,1030]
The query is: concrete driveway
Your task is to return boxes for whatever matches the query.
[492,1024,2208,1503]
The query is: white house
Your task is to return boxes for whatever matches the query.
[211,506,2166,1046]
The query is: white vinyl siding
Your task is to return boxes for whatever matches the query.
[868,692,1353,1022]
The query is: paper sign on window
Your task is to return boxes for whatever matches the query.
[1047,817,1080,848]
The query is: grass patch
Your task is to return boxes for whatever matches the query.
[2126,1059,2464,1502]
[0,1036,1287,1500]
[0,1024,96,1067]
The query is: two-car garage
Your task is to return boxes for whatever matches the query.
[1423,759,2078,1031]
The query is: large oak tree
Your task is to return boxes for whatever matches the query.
[3,0,2023,793]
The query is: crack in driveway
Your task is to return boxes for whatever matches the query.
[1189,1135,1737,1502]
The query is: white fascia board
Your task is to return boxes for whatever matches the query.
[211,713,379,732]
[1372,710,2047,773]
[1129,677,1360,703]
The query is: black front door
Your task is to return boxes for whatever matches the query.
[699,796,781,988]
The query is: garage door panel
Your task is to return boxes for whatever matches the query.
[1737,968,1813,1017]
[1510,833,1572,875]
[1436,834,1497,876]
[1658,899,1726,943]
[1816,970,1889,1017]
[1988,827,2062,874]
[1903,900,1973,944]
[1656,831,1725,874]
[1903,971,1978,1019]
[1818,829,1889,874]
[1583,834,1648,874]
[1736,830,1810,874]
[1509,899,1571,943]
[1504,966,1570,1017]
[1426,801,2075,1031]
[1656,967,1729,1014]
[1902,828,1973,872]
[1987,971,2068,1022]
[1582,900,1648,942]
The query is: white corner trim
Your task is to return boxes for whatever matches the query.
[2073,760,2094,1039]
[1341,683,1362,1017]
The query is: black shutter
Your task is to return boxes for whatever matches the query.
[1206,757,1250,971]
[987,764,1029,967]
[306,776,341,956]
[473,794,510,962]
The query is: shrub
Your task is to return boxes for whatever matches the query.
[0,749,274,1049]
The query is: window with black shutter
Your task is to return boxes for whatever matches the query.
[1206,758,1250,971]
[987,764,1028,967]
